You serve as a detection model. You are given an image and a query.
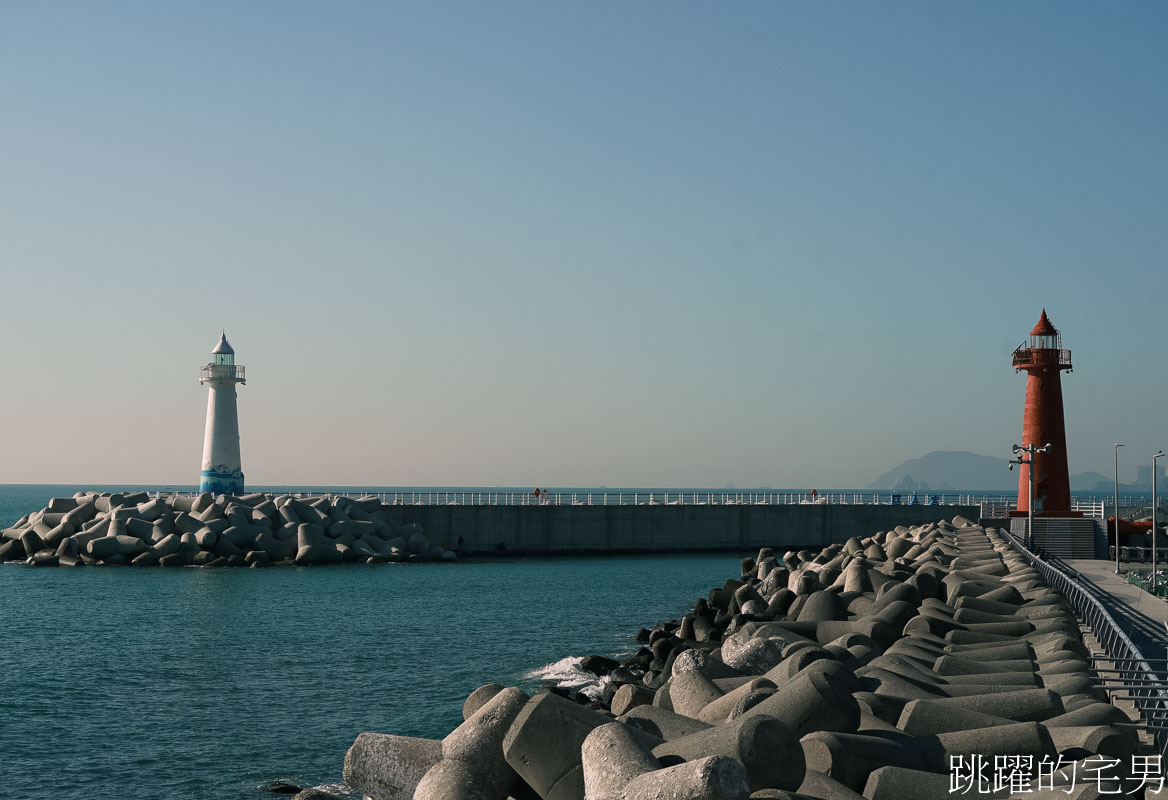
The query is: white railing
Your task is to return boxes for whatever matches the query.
[980,498,1106,520]
[384,491,996,507]
[156,488,1150,509]
[199,364,246,383]
[161,490,992,507]
[1071,499,1106,518]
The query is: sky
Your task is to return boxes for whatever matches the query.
[1,2,1166,488]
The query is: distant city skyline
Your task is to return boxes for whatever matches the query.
[2,2,1166,487]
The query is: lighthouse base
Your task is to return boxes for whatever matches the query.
[200,466,245,495]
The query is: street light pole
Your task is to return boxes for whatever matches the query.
[1010,442,1052,552]
[1115,443,1125,574]
[1153,451,1164,594]
[1028,453,1035,551]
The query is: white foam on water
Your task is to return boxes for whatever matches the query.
[256,780,358,800]
[524,655,592,686]
[524,656,609,700]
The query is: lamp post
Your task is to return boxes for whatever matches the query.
[1114,444,1125,574]
[1153,451,1164,594]
[1010,442,1052,551]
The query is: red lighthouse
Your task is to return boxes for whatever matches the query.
[1012,310,1075,515]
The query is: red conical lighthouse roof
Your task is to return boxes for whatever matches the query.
[1031,309,1058,336]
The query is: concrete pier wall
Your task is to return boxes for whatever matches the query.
[380,503,981,555]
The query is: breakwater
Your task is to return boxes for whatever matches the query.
[0,491,454,567]
[336,516,1147,800]
[0,492,978,564]
[379,502,981,555]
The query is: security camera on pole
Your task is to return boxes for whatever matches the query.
[1009,442,1052,551]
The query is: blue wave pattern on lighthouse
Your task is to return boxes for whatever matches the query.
[199,333,246,495]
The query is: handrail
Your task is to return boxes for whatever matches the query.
[199,364,246,383]
[154,489,990,507]
[1012,346,1072,369]
[981,499,1106,520]
[148,489,1158,510]
[1000,530,1167,756]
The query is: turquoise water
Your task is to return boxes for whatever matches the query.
[1,486,741,799]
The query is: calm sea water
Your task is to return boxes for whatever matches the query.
[1,485,742,800]
[2,482,1154,800]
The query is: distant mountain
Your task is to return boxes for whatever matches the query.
[869,451,1013,491]
[1074,472,1115,491]
[868,451,1108,493]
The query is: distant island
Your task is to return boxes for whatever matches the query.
[867,450,1112,492]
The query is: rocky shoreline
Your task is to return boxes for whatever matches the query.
[0,491,456,567]
[323,516,1149,800]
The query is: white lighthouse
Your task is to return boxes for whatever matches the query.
[199,332,246,495]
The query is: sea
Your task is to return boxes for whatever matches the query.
[1,483,1156,800]
[1,484,745,800]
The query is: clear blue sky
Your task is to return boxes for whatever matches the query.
[2,2,1165,487]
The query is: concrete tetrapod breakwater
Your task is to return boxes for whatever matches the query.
[0,492,457,567]
[334,516,1154,800]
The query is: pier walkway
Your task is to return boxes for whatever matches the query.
[1004,542,1168,755]
[1065,558,1168,668]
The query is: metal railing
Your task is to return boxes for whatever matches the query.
[1001,532,1168,756]
[159,490,990,507]
[153,488,1154,511]
[199,364,246,383]
[981,499,1106,520]
[1012,346,1072,369]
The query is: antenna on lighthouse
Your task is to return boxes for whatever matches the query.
[199,333,246,495]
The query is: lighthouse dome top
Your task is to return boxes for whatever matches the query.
[211,332,235,355]
[1030,309,1059,338]
[1029,309,1062,351]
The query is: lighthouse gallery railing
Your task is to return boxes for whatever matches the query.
[200,364,246,383]
[1012,346,1072,369]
